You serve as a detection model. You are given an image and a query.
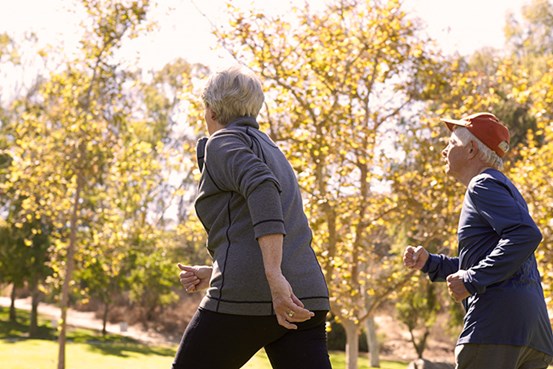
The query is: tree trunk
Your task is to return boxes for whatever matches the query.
[365,315,380,368]
[9,283,16,323]
[57,169,84,369]
[29,282,40,337]
[343,319,359,369]
[102,302,109,336]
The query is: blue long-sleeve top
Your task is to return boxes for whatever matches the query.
[422,168,553,355]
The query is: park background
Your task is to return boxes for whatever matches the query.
[1,0,552,368]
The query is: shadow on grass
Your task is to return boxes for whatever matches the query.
[85,340,175,358]
[0,306,175,358]
[0,306,56,340]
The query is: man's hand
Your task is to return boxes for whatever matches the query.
[446,270,471,302]
[403,245,429,270]
[177,264,212,293]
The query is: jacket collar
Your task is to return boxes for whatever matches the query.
[226,116,259,130]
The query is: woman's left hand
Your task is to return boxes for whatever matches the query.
[266,272,314,330]
[177,263,212,293]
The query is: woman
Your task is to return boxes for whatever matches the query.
[172,65,331,369]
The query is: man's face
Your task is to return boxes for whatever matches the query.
[441,132,469,179]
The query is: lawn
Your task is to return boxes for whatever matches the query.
[0,306,408,369]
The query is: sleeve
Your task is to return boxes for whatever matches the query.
[422,253,459,282]
[204,130,285,238]
[462,177,542,294]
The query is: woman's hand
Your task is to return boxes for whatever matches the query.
[266,272,314,330]
[177,264,212,293]
[258,233,314,329]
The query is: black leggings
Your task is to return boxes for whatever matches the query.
[171,309,332,369]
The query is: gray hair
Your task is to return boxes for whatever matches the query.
[453,127,504,170]
[201,65,264,126]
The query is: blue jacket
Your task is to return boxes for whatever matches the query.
[423,168,553,355]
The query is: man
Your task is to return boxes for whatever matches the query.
[403,112,553,369]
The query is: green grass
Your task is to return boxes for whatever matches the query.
[242,349,407,369]
[0,306,407,369]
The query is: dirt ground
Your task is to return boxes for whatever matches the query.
[0,296,456,363]
[0,296,169,345]
[375,313,456,363]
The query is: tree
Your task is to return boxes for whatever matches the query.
[128,247,179,327]
[0,224,24,323]
[215,1,439,367]
[396,274,440,359]
[508,63,553,307]
[1,1,153,367]
[505,0,553,58]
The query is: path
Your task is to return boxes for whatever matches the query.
[1,296,459,363]
[0,296,172,346]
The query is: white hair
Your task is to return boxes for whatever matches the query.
[201,65,264,125]
[453,127,504,169]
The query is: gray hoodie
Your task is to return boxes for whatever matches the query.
[194,117,330,315]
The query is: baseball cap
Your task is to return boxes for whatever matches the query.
[441,112,510,157]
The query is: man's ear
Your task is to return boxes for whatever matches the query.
[468,141,478,157]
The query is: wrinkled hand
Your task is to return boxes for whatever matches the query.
[266,273,314,330]
[403,245,429,270]
[446,270,471,302]
[177,264,212,293]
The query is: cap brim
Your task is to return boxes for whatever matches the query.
[441,118,470,132]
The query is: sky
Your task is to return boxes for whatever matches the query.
[0,0,531,73]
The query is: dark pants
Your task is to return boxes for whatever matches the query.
[171,308,332,369]
[455,344,553,369]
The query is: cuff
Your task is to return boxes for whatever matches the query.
[421,253,438,273]
[462,269,481,295]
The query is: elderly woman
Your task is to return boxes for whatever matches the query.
[172,65,331,369]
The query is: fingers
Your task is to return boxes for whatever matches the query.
[275,296,314,330]
[273,292,314,330]
[403,245,426,269]
[276,314,297,330]
[413,246,424,260]
[291,294,305,308]
[178,263,197,272]
[177,263,200,293]
[287,306,314,322]
[276,306,314,330]
[403,246,417,268]
[446,271,470,302]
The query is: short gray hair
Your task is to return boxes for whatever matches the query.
[201,65,264,126]
[453,127,504,169]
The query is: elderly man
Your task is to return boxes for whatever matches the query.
[403,112,553,369]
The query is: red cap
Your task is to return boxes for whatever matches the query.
[441,112,510,157]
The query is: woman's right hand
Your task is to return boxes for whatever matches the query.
[403,245,429,270]
[266,272,314,330]
[177,264,212,293]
